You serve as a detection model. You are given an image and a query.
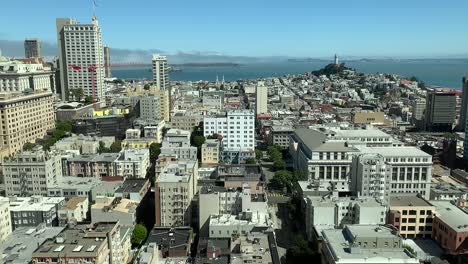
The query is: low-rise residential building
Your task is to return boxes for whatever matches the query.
[171,112,203,131]
[91,197,138,227]
[160,129,198,160]
[321,225,419,264]
[268,125,294,149]
[431,201,468,256]
[121,128,159,149]
[57,196,89,225]
[3,146,62,197]
[208,212,271,238]
[47,176,106,201]
[201,139,220,165]
[146,227,192,258]
[66,153,119,178]
[115,178,150,202]
[231,233,275,264]
[305,195,386,239]
[0,197,12,244]
[32,222,126,264]
[0,225,65,264]
[114,148,150,178]
[216,165,266,195]
[9,196,65,230]
[387,195,435,239]
[52,134,115,154]
[155,160,198,227]
[199,184,268,237]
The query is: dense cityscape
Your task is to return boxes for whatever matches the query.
[0,10,467,264]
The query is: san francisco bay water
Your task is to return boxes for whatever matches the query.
[112,60,468,89]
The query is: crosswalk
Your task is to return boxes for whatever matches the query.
[267,192,285,198]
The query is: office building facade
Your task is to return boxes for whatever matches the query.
[425,88,456,132]
[24,38,41,58]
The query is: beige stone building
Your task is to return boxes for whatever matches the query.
[388,195,435,238]
[201,139,220,165]
[0,91,55,160]
[153,88,170,122]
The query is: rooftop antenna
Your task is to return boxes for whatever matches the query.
[91,0,98,19]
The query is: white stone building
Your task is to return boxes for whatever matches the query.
[203,110,255,162]
[356,146,432,199]
[160,129,197,160]
[305,195,386,239]
[0,57,54,92]
[114,148,150,178]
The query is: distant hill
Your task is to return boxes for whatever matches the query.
[312,63,351,76]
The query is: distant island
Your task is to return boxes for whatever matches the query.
[173,62,241,67]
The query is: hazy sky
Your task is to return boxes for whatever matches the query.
[1,0,468,57]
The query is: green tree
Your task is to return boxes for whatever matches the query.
[143,84,151,90]
[70,88,84,101]
[255,149,263,160]
[131,224,148,245]
[192,135,205,148]
[109,140,122,152]
[273,159,285,170]
[270,170,293,189]
[23,142,36,151]
[98,141,106,154]
[56,120,72,132]
[84,95,94,104]
[245,157,256,164]
[286,235,320,263]
[149,143,161,161]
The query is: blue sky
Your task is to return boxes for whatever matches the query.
[1,0,468,57]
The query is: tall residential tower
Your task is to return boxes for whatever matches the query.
[56,17,105,101]
[152,54,169,91]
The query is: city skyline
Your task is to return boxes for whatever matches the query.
[1,0,468,59]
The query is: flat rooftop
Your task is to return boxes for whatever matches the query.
[115,178,149,193]
[357,146,431,157]
[431,201,468,232]
[389,195,433,207]
[322,227,418,263]
[32,223,118,259]
[0,225,65,264]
